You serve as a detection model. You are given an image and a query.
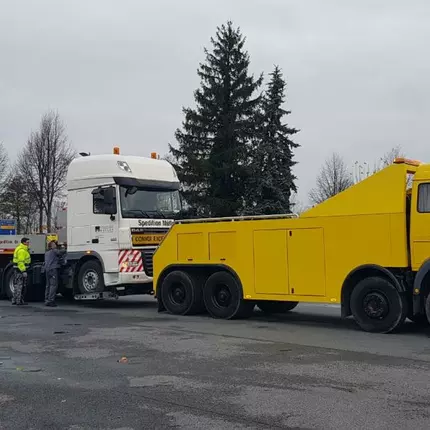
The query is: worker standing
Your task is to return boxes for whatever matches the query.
[12,237,31,305]
[43,241,61,307]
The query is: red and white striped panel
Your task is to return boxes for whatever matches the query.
[118,250,143,272]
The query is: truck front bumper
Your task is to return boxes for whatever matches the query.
[104,271,153,287]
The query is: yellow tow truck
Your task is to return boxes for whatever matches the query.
[153,158,430,333]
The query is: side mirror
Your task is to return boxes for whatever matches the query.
[92,186,117,215]
[104,187,115,205]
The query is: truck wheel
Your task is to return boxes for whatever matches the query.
[160,270,203,315]
[425,293,430,325]
[203,271,254,319]
[78,260,104,294]
[3,268,15,300]
[350,277,407,333]
[3,268,45,302]
[257,301,298,314]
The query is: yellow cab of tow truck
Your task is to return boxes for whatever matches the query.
[153,158,430,333]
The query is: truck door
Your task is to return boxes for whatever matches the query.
[410,182,430,270]
[287,228,326,296]
[91,186,119,273]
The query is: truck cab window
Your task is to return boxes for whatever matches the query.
[418,183,430,213]
[120,187,181,219]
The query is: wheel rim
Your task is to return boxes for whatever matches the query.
[168,282,186,305]
[83,269,99,293]
[212,283,232,309]
[363,292,389,319]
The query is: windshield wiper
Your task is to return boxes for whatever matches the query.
[145,210,167,219]
[124,209,152,218]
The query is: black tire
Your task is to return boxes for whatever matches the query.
[350,276,407,333]
[78,260,104,294]
[425,293,430,325]
[3,267,45,302]
[203,271,254,319]
[160,270,203,315]
[3,267,15,300]
[257,301,298,314]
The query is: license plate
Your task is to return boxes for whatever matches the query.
[132,234,165,246]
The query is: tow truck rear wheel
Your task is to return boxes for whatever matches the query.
[257,301,298,314]
[203,271,254,319]
[350,276,407,333]
[78,260,104,294]
[160,270,203,315]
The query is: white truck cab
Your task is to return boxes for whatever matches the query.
[64,150,181,299]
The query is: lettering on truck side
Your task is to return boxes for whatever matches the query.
[137,219,174,228]
[131,228,168,246]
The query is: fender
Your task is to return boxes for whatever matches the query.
[66,251,106,272]
[343,264,404,292]
[341,264,404,318]
[412,259,430,314]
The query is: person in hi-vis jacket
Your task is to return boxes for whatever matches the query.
[12,237,31,305]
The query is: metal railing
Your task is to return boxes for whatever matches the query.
[175,213,299,224]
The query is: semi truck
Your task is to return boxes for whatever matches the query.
[0,148,181,302]
[153,158,430,333]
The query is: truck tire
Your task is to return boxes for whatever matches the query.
[257,301,298,314]
[160,270,203,315]
[350,276,407,333]
[425,293,430,325]
[3,268,45,302]
[203,271,254,319]
[78,260,104,294]
[3,267,15,300]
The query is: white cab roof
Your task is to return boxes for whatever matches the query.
[67,154,178,190]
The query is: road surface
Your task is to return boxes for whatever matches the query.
[0,297,429,429]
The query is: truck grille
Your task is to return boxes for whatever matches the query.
[142,249,155,277]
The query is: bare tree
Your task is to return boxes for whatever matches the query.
[290,192,308,215]
[1,171,38,233]
[309,153,353,205]
[18,111,75,232]
[0,142,10,218]
[374,145,404,172]
[0,142,9,184]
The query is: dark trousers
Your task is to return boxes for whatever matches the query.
[13,270,27,304]
[45,269,58,304]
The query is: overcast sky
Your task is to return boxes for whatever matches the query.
[1,0,429,203]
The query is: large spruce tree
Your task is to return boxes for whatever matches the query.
[247,66,299,215]
[170,22,262,217]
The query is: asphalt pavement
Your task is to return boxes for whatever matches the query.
[0,297,429,429]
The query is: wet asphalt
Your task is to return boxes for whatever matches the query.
[0,297,429,429]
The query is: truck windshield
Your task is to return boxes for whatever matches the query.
[119,186,181,219]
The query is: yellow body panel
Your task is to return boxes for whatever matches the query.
[154,161,430,304]
[253,229,289,295]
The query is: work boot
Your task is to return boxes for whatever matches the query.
[45,302,57,307]
[11,300,16,305]
[17,301,28,306]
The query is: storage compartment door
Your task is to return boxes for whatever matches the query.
[254,230,289,295]
[287,228,326,296]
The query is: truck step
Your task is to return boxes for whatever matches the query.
[74,292,119,301]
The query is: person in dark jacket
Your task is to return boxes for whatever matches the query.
[44,241,62,307]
